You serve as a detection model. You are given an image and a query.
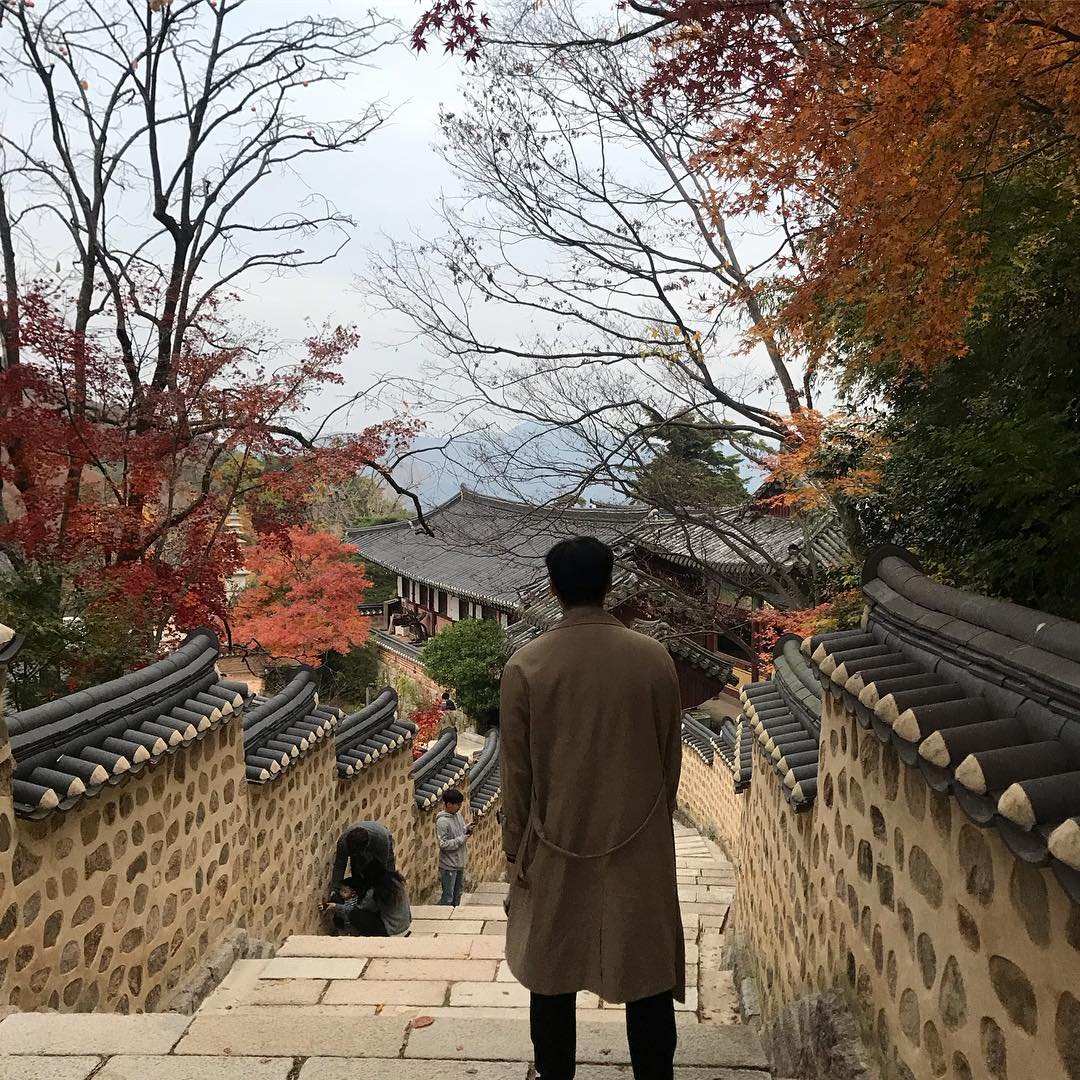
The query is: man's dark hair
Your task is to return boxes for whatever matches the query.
[443,788,465,806]
[545,536,614,607]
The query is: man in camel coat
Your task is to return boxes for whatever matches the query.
[500,535,684,1080]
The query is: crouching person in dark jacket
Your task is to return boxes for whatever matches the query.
[324,820,411,937]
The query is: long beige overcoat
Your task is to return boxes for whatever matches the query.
[499,606,685,1003]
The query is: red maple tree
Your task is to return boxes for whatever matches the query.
[0,0,417,704]
[230,527,374,665]
[409,700,445,760]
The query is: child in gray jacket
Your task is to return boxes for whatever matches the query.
[436,788,474,906]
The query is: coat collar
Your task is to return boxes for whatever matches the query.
[550,605,624,630]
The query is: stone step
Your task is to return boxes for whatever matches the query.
[0,1055,772,1080]
[170,1013,769,1069]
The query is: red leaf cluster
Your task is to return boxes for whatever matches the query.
[1,289,416,655]
[409,700,444,759]
[411,0,488,61]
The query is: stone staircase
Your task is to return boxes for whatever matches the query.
[0,823,773,1078]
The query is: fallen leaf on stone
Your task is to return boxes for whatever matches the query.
[412,1015,435,1028]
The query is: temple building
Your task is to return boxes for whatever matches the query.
[347,487,849,710]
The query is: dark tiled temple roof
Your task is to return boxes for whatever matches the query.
[335,688,416,779]
[640,512,851,594]
[741,633,823,811]
[243,670,340,783]
[5,629,245,818]
[507,572,736,686]
[807,546,1080,901]
[410,727,470,810]
[468,728,501,815]
[371,629,424,663]
[347,488,654,609]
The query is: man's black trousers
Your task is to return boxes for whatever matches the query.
[530,989,677,1080]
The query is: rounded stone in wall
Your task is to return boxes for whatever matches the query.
[980,1016,1008,1079]
[1067,905,1080,952]
[873,925,884,973]
[952,1051,973,1080]
[877,1007,890,1053]
[909,846,944,909]
[958,825,994,906]
[957,904,980,951]
[882,744,900,800]
[1008,862,1050,948]
[894,827,905,870]
[924,1020,946,1077]
[887,950,898,999]
[1057,991,1080,1080]
[904,768,926,821]
[929,788,952,839]
[871,806,886,841]
[897,900,915,957]
[939,956,967,1031]
[989,955,1037,1035]
[60,940,80,974]
[917,933,937,988]
[43,910,63,948]
[899,987,921,1044]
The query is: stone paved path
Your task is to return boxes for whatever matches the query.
[0,822,771,1078]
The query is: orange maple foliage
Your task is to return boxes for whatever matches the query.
[763,410,889,514]
[648,1,1080,374]
[231,527,372,665]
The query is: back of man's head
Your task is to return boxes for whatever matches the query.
[545,535,614,608]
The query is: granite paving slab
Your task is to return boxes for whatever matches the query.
[174,1013,409,1057]
[468,938,508,959]
[0,1059,101,1080]
[94,1056,293,1079]
[451,906,507,921]
[0,1015,190,1057]
[278,935,473,959]
[300,1060,529,1080]
[410,920,485,935]
[259,958,366,980]
[322,980,450,1006]
[403,1016,534,1061]
[448,981,531,1008]
[364,958,499,982]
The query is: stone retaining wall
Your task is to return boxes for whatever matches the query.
[677,745,744,864]
[676,698,1080,1080]
[0,688,501,1013]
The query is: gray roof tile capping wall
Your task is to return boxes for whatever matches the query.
[807,546,1080,902]
[468,728,501,815]
[410,727,470,810]
[243,670,341,783]
[347,488,653,609]
[741,633,823,810]
[5,629,246,818]
[681,710,751,787]
[335,688,416,779]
